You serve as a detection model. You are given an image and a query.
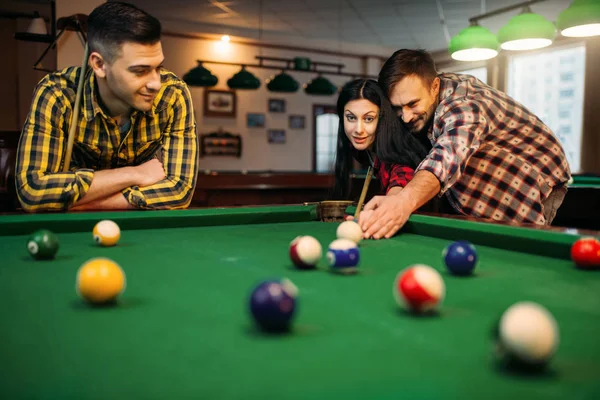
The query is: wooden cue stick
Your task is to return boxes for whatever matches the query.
[62,43,90,172]
[353,166,373,220]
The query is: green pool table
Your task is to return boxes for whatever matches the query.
[1,205,600,399]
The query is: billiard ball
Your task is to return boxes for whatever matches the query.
[93,220,121,247]
[76,257,126,304]
[327,238,360,274]
[493,301,559,371]
[27,229,59,260]
[394,264,445,313]
[570,237,600,269]
[289,236,322,269]
[443,240,478,275]
[336,220,363,244]
[249,278,298,332]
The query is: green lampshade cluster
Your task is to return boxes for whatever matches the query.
[227,66,261,90]
[450,0,600,62]
[183,62,218,87]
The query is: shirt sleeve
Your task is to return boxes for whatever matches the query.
[416,103,486,194]
[15,83,94,212]
[374,158,415,194]
[122,84,198,209]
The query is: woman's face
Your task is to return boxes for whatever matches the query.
[343,99,379,151]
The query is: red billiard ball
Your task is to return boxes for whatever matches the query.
[394,264,446,313]
[571,237,600,269]
[289,236,322,269]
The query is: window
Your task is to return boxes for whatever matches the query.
[560,72,574,82]
[455,67,487,84]
[441,66,488,84]
[507,44,585,172]
[315,113,339,173]
[559,89,575,98]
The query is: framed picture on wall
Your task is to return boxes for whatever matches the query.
[267,129,286,144]
[289,115,305,129]
[247,113,265,128]
[268,99,286,113]
[204,89,236,117]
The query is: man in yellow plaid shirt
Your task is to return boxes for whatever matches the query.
[15,1,198,212]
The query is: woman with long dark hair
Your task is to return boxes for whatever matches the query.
[331,79,429,200]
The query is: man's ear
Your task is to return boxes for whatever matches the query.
[431,77,440,98]
[89,51,107,79]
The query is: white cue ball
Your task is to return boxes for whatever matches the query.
[336,220,363,244]
[499,301,559,365]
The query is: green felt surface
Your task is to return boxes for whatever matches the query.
[1,206,600,399]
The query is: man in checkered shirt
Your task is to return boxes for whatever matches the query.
[359,49,571,240]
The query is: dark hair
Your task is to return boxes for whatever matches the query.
[378,49,438,97]
[330,79,428,200]
[87,1,161,63]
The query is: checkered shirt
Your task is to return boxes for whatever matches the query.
[15,66,198,211]
[417,73,571,224]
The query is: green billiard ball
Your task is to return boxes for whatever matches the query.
[27,229,59,260]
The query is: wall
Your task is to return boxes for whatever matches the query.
[160,35,378,172]
[0,19,19,130]
[56,0,103,70]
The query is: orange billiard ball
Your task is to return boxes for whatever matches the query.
[76,258,126,304]
[93,220,121,247]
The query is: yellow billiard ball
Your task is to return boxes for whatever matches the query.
[76,258,126,304]
[93,220,120,247]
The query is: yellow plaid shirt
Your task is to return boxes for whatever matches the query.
[15,66,198,211]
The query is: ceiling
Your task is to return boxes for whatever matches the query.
[1,0,574,57]
[123,0,573,56]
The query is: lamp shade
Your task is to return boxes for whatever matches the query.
[183,62,218,87]
[557,0,600,37]
[498,12,556,51]
[27,13,47,35]
[267,71,299,93]
[227,66,261,90]
[449,25,499,61]
[304,76,337,96]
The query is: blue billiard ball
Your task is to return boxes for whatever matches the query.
[249,279,298,332]
[443,240,478,275]
[327,238,360,274]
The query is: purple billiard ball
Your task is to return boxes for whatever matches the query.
[443,240,478,275]
[249,278,298,332]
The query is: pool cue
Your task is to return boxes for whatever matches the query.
[353,166,374,220]
[62,43,89,172]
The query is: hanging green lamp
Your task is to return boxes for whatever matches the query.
[557,0,600,38]
[182,61,218,87]
[449,24,499,61]
[304,75,337,96]
[498,8,556,51]
[266,71,299,93]
[227,66,261,90]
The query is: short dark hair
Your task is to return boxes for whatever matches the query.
[87,1,161,63]
[330,79,428,199]
[378,49,438,96]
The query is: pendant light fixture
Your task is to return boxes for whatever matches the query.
[267,71,299,93]
[449,24,499,61]
[227,66,261,90]
[557,0,600,37]
[304,75,337,96]
[498,6,556,51]
[183,61,218,87]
